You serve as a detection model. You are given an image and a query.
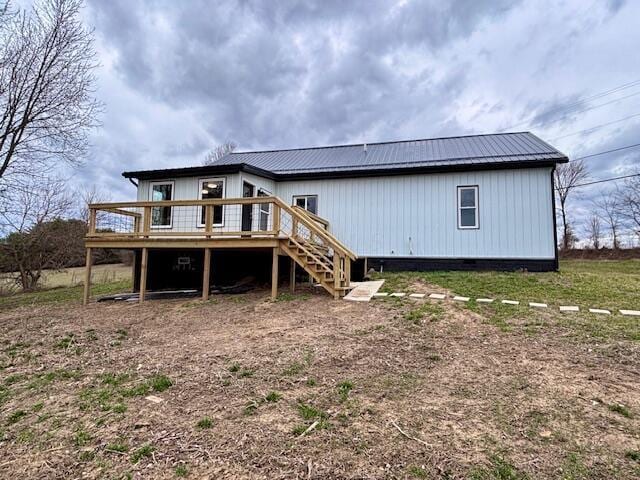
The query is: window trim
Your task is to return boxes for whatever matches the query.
[292,194,318,215]
[197,177,226,228]
[257,188,271,231]
[149,180,175,229]
[457,185,479,230]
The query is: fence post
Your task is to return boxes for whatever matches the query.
[143,206,151,238]
[202,248,211,300]
[83,248,92,305]
[333,252,340,300]
[139,247,148,303]
[272,203,280,236]
[204,205,212,238]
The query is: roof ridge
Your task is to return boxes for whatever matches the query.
[230,131,534,156]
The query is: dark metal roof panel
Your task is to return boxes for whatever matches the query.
[212,132,567,174]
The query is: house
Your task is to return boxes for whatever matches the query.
[83,132,568,303]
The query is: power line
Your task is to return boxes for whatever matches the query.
[549,112,640,141]
[570,142,640,162]
[556,172,640,190]
[503,78,640,131]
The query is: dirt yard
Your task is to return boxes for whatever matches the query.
[1,285,639,479]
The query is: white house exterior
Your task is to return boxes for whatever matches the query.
[124,132,567,273]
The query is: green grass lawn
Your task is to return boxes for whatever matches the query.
[0,280,132,312]
[376,259,640,341]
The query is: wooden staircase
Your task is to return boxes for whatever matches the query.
[274,200,357,298]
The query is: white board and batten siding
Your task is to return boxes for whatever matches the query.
[276,167,555,259]
[136,167,555,260]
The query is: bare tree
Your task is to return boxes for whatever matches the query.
[0,177,80,291]
[0,0,100,188]
[616,171,640,240]
[203,141,237,165]
[585,214,601,250]
[593,190,622,249]
[555,160,589,250]
[75,184,111,224]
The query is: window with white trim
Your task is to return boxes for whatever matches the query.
[198,178,225,227]
[293,195,318,215]
[150,181,174,228]
[258,189,270,231]
[457,186,478,229]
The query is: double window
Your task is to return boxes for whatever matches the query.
[293,195,318,215]
[150,181,174,228]
[457,186,479,229]
[199,178,225,227]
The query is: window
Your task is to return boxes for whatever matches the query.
[457,186,479,229]
[258,189,270,231]
[199,178,225,227]
[150,181,174,228]
[293,195,318,215]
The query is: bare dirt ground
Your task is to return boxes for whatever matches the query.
[1,287,639,479]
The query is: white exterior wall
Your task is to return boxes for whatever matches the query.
[135,167,555,259]
[275,168,555,259]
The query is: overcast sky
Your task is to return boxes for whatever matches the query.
[75,0,639,235]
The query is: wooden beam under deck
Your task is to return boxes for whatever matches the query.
[85,237,281,249]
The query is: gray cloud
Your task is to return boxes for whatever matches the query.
[77,0,640,241]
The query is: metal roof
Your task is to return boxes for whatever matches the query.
[123,132,568,180]
[213,132,567,173]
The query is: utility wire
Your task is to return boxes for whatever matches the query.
[503,78,640,131]
[570,142,640,162]
[556,172,640,190]
[549,112,640,141]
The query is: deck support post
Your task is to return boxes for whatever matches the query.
[289,258,296,293]
[333,252,341,300]
[139,247,148,303]
[202,248,211,301]
[83,248,92,305]
[344,258,351,288]
[271,247,279,300]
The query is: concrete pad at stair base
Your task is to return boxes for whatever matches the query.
[559,306,579,312]
[453,296,470,302]
[429,293,446,300]
[344,280,385,302]
[502,300,519,305]
[529,302,548,308]
[409,293,426,298]
[589,308,611,315]
[477,298,494,303]
[620,309,640,316]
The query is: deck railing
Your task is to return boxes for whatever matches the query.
[87,196,355,259]
[85,196,356,302]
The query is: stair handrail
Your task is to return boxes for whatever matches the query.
[274,198,357,261]
[291,205,330,230]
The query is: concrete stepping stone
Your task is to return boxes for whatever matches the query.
[390,292,406,297]
[620,309,640,316]
[559,306,579,312]
[476,298,494,303]
[589,308,611,315]
[502,300,520,305]
[409,293,426,298]
[429,293,446,300]
[529,302,547,308]
[373,292,388,297]
[453,296,470,302]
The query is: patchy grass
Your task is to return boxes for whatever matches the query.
[175,464,189,477]
[196,417,213,429]
[377,260,640,341]
[130,443,154,464]
[608,403,633,418]
[469,454,528,480]
[336,380,354,402]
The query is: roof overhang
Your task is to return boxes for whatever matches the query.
[123,156,568,182]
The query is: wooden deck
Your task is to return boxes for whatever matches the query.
[83,197,356,303]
